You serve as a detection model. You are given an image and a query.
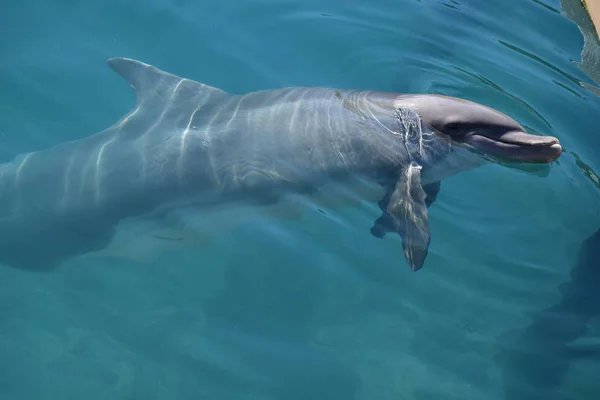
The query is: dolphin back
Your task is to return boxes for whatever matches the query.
[108,57,229,103]
[0,59,236,271]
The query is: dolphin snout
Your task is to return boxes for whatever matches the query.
[497,130,560,147]
[497,130,562,163]
[466,131,563,163]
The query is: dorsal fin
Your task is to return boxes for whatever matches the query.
[107,57,227,103]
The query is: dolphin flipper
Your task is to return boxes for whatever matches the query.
[370,180,440,239]
[423,181,441,207]
[370,163,431,271]
[370,193,395,239]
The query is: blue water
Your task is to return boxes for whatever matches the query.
[1,0,599,399]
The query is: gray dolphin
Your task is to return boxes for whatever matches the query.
[0,58,562,272]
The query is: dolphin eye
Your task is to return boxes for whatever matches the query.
[445,122,460,132]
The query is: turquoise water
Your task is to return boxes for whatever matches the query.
[1,0,600,398]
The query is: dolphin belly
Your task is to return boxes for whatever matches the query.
[77,171,386,265]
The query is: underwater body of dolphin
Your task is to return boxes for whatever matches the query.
[0,58,563,272]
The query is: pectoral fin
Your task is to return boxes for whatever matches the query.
[423,181,441,207]
[370,180,439,239]
[371,162,431,271]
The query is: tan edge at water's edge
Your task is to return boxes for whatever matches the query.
[582,0,600,37]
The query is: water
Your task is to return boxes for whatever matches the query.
[1,0,599,399]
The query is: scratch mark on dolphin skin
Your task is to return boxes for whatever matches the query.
[335,90,369,120]
[289,89,309,134]
[94,135,118,205]
[224,94,248,131]
[205,96,241,187]
[116,105,141,131]
[178,101,206,184]
[14,153,34,212]
[142,79,186,141]
[327,91,348,168]
[396,108,425,158]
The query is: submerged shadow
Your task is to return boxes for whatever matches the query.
[497,228,600,399]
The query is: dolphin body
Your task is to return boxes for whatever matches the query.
[0,58,562,272]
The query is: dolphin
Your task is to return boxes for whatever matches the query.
[0,58,562,272]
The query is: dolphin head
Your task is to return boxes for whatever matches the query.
[385,94,562,183]
[397,94,562,165]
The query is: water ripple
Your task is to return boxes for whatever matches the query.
[0,0,599,399]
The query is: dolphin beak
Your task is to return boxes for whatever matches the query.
[465,131,562,163]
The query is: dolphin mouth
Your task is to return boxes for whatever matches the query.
[464,131,563,163]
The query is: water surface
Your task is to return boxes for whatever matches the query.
[0,0,599,399]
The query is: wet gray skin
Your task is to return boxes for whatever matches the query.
[0,58,562,272]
